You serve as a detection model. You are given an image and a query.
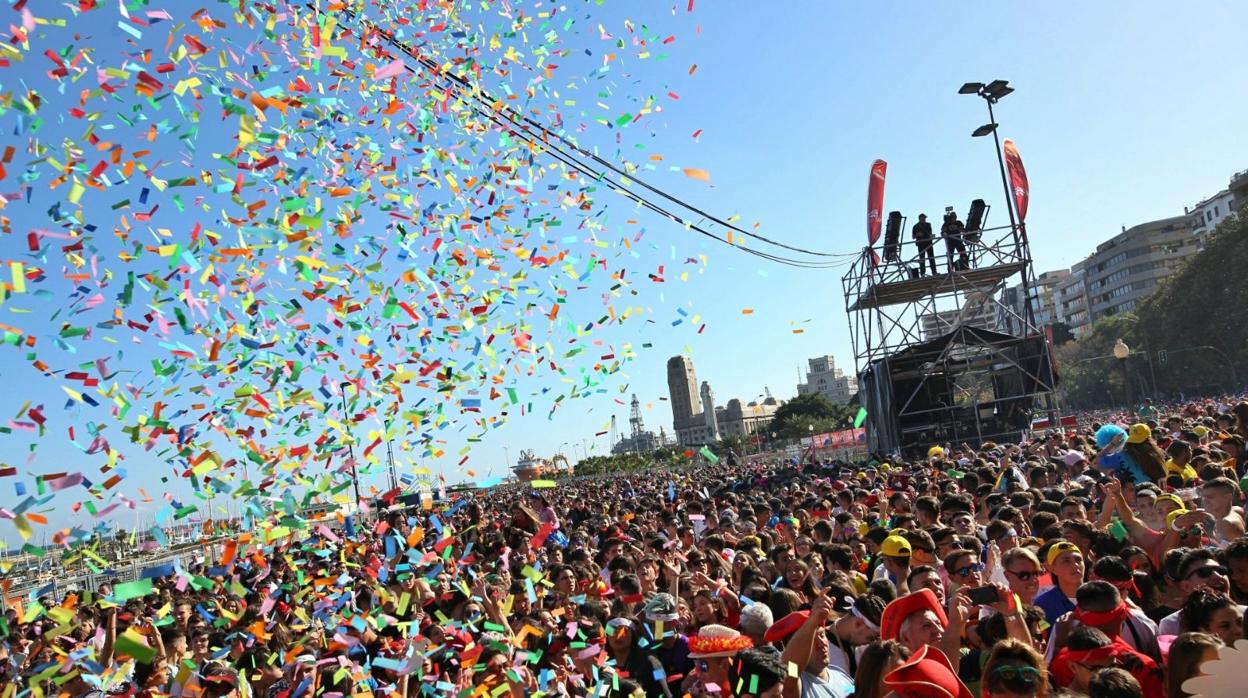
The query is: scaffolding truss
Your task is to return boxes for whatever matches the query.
[842,220,1058,456]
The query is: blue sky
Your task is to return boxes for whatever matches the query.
[2,1,1246,544]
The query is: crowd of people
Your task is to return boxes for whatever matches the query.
[5,395,1248,698]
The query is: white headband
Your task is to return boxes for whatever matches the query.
[851,605,880,632]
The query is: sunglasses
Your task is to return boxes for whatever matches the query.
[1005,568,1040,582]
[990,664,1040,685]
[955,562,985,577]
[696,660,710,672]
[1186,565,1229,580]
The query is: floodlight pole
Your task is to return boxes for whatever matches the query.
[984,98,1020,246]
[966,80,1054,426]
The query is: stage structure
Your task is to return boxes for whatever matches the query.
[841,214,1057,457]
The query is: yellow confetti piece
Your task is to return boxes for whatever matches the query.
[10,263,25,293]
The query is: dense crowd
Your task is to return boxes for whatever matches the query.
[5,396,1248,698]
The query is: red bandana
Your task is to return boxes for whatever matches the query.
[1073,600,1128,629]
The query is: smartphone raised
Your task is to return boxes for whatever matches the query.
[967,585,1001,606]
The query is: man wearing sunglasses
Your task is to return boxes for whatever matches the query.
[1157,548,1233,636]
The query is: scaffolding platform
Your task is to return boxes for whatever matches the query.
[849,261,1027,310]
[841,222,1058,457]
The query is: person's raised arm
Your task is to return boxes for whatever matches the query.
[146,615,166,661]
[100,606,118,668]
[987,584,1033,648]
[663,556,681,599]
[1095,480,1123,529]
[781,593,832,698]
[940,590,972,667]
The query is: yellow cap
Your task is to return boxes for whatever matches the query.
[1046,541,1081,567]
[1166,508,1190,531]
[1127,423,1151,444]
[1155,493,1184,510]
[880,535,912,558]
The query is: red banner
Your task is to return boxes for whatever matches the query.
[867,160,887,266]
[1003,139,1029,224]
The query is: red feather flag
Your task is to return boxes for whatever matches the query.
[867,159,887,267]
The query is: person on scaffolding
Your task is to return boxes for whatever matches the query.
[912,213,937,277]
[941,207,969,272]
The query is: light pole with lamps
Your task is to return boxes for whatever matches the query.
[339,382,363,510]
[960,79,1036,329]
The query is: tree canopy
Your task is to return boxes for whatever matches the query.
[1054,208,1246,407]
[766,392,856,439]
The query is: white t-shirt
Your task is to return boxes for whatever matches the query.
[801,671,853,698]
[1158,608,1183,637]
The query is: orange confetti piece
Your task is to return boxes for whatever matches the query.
[741,308,754,315]
[682,168,710,182]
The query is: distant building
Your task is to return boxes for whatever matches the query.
[667,355,784,445]
[1055,260,1091,338]
[718,397,782,438]
[796,355,858,405]
[996,269,1070,335]
[666,356,701,426]
[1231,169,1248,213]
[1083,215,1199,322]
[1189,188,1235,248]
[919,294,997,340]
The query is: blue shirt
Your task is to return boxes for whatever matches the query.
[1034,586,1077,625]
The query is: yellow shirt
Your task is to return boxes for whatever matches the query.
[1165,458,1198,482]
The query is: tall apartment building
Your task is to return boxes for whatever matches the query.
[1055,260,1091,338]
[996,269,1070,335]
[1083,215,1199,322]
[666,355,783,445]
[666,355,701,428]
[796,355,858,405]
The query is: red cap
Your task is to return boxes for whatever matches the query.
[762,610,809,644]
[884,644,974,698]
[880,589,947,642]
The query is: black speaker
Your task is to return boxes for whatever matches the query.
[965,199,986,242]
[884,211,902,261]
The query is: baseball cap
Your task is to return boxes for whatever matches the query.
[1046,541,1081,567]
[880,535,912,558]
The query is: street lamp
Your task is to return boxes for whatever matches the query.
[1112,339,1132,409]
[340,381,362,510]
[961,79,1035,328]
[961,79,1019,236]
